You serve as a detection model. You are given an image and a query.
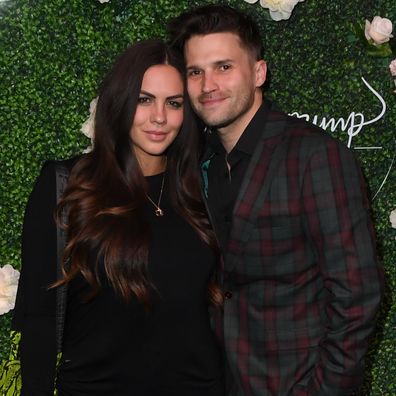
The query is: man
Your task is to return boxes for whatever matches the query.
[168,5,383,396]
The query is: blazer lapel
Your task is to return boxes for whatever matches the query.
[225,111,289,271]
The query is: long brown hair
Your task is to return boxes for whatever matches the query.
[56,40,222,307]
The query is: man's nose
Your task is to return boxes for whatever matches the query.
[202,72,218,93]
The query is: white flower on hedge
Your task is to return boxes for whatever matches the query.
[365,16,393,45]
[81,97,97,140]
[389,59,396,76]
[98,0,110,3]
[0,264,20,315]
[245,0,304,21]
[389,60,396,93]
[80,97,97,153]
[390,209,396,229]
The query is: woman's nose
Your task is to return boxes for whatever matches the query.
[151,104,166,125]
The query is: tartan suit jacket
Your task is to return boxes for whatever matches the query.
[202,105,383,396]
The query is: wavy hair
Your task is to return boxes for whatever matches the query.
[55,40,222,307]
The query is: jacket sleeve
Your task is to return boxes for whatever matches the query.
[18,161,58,395]
[302,139,384,395]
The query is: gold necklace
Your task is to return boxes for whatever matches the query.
[146,172,165,217]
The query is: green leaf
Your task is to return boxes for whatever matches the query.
[366,42,393,57]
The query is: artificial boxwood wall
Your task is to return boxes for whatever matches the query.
[0,0,395,394]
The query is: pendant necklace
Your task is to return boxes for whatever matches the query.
[146,172,165,217]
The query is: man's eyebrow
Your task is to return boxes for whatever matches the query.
[186,64,201,71]
[214,59,233,65]
[140,90,183,100]
[186,59,234,70]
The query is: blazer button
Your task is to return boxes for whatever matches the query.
[224,291,233,299]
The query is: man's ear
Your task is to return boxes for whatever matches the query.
[255,60,267,88]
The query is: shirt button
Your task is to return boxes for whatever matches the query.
[224,291,233,299]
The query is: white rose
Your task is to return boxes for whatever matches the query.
[0,264,20,315]
[98,0,110,3]
[365,16,394,45]
[390,209,396,229]
[389,59,396,77]
[259,0,304,21]
[81,97,98,140]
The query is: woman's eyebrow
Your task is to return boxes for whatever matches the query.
[140,90,183,100]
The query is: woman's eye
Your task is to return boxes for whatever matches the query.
[167,100,183,109]
[137,96,152,105]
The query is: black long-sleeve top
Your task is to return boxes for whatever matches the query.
[15,160,223,396]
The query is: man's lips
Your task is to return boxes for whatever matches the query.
[198,95,227,106]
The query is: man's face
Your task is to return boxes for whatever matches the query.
[185,32,266,133]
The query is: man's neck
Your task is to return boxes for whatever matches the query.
[218,95,263,153]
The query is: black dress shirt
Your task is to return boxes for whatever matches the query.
[205,101,271,252]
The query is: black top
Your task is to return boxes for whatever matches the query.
[17,161,223,396]
[205,101,271,252]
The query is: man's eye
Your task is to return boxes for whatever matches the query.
[219,64,231,71]
[137,96,152,104]
[188,70,201,77]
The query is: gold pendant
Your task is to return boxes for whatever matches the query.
[155,208,164,217]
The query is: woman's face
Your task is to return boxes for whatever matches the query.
[130,64,184,170]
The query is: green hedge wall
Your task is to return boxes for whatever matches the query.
[1,0,395,394]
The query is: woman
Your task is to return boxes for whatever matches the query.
[15,40,224,395]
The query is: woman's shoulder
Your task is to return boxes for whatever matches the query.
[42,154,85,173]
[29,154,86,199]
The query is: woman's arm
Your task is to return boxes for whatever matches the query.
[18,161,58,395]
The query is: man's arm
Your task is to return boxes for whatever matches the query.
[302,138,384,395]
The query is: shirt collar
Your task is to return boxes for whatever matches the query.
[206,100,272,157]
[232,99,272,156]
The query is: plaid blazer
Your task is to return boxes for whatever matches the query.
[202,107,383,396]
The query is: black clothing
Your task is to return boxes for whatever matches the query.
[17,161,223,396]
[206,101,271,251]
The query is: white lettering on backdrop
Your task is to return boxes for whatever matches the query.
[289,77,386,149]
[289,77,395,199]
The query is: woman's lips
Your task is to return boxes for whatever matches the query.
[144,131,167,141]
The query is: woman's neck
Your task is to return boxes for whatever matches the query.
[139,156,167,176]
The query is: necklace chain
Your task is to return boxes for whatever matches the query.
[146,172,165,217]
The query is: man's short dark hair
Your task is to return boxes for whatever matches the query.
[167,4,263,60]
